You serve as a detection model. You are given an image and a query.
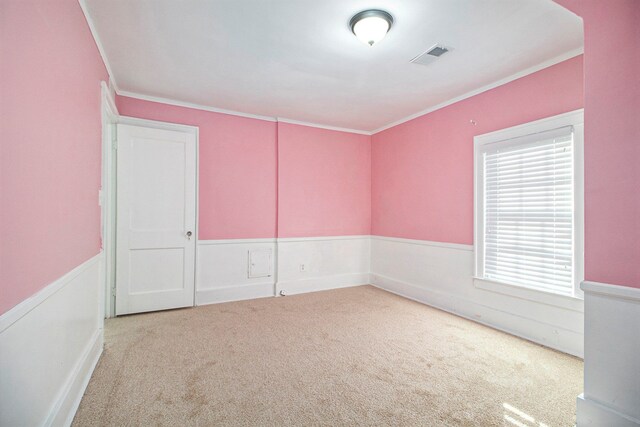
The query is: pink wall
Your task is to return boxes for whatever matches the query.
[554,0,640,288]
[371,56,584,244]
[115,101,372,240]
[277,123,371,237]
[3,1,632,319]
[0,0,108,314]
[115,97,278,240]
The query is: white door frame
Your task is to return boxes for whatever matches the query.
[100,81,118,319]
[100,88,200,317]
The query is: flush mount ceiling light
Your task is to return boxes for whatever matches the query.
[349,9,393,46]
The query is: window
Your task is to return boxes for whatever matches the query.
[474,111,584,299]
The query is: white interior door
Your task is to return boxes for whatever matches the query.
[116,124,196,315]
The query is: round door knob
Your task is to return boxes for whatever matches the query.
[186,231,193,239]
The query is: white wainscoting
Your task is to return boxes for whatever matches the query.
[0,253,103,427]
[276,235,371,296]
[197,236,371,303]
[370,236,584,357]
[577,281,640,427]
[196,239,276,305]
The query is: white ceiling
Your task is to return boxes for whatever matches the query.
[84,0,583,132]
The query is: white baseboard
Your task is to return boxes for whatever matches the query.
[0,254,103,427]
[276,272,370,296]
[578,281,640,426]
[371,273,583,357]
[577,394,640,427]
[197,282,275,305]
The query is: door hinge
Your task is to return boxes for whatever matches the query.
[112,138,118,150]
[111,286,116,297]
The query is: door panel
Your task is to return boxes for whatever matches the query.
[116,124,196,315]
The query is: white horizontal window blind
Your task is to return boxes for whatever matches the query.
[482,126,575,296]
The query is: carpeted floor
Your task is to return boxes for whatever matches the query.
[73,285,583,426]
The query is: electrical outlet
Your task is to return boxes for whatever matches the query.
[299,264,306,272]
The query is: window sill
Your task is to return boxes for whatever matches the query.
[473,277,584,313]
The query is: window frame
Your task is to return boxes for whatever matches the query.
[473,110,584,307]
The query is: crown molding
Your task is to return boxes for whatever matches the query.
[276,118,371,136]
[119,47,583,136]
[116,90,278,122]
[370,47,584,135]
[116,91,373,135]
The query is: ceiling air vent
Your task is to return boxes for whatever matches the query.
[411,44,450,66]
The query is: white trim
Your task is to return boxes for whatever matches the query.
[473,109,585,146]
[276,117,372,136]
[370,237,583,355]
[581,280,640,301]
[277,235,371,243]
[78,0,119,92]
[579,280,640,425]
[0,253,103,426]
[371,47,583,134]
[277,273,370,296]
[198,238,277,245]
[371,273,583,357]
[46,330,103,427]
[196,239,276,305]
[577,394,640,427]
[116,91,374,135]
[474,277,584,312]
[473,109,585,299]
[196,283,275,306]
[574,116,585,299]
[80,6,581,139]
[116,90,277,122]
[371,235,473,251]
[117,115,199,134]
[0,254,101,333]
[101,81,117,117]
[101,81,118,319]
[196,236,370,305]
[276,236,371,297]
[114,49,583,135]
[194,124,200,309]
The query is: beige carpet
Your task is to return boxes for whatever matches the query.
[73,286,582,426]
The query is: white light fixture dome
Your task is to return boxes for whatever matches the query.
[350,10,393,47]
